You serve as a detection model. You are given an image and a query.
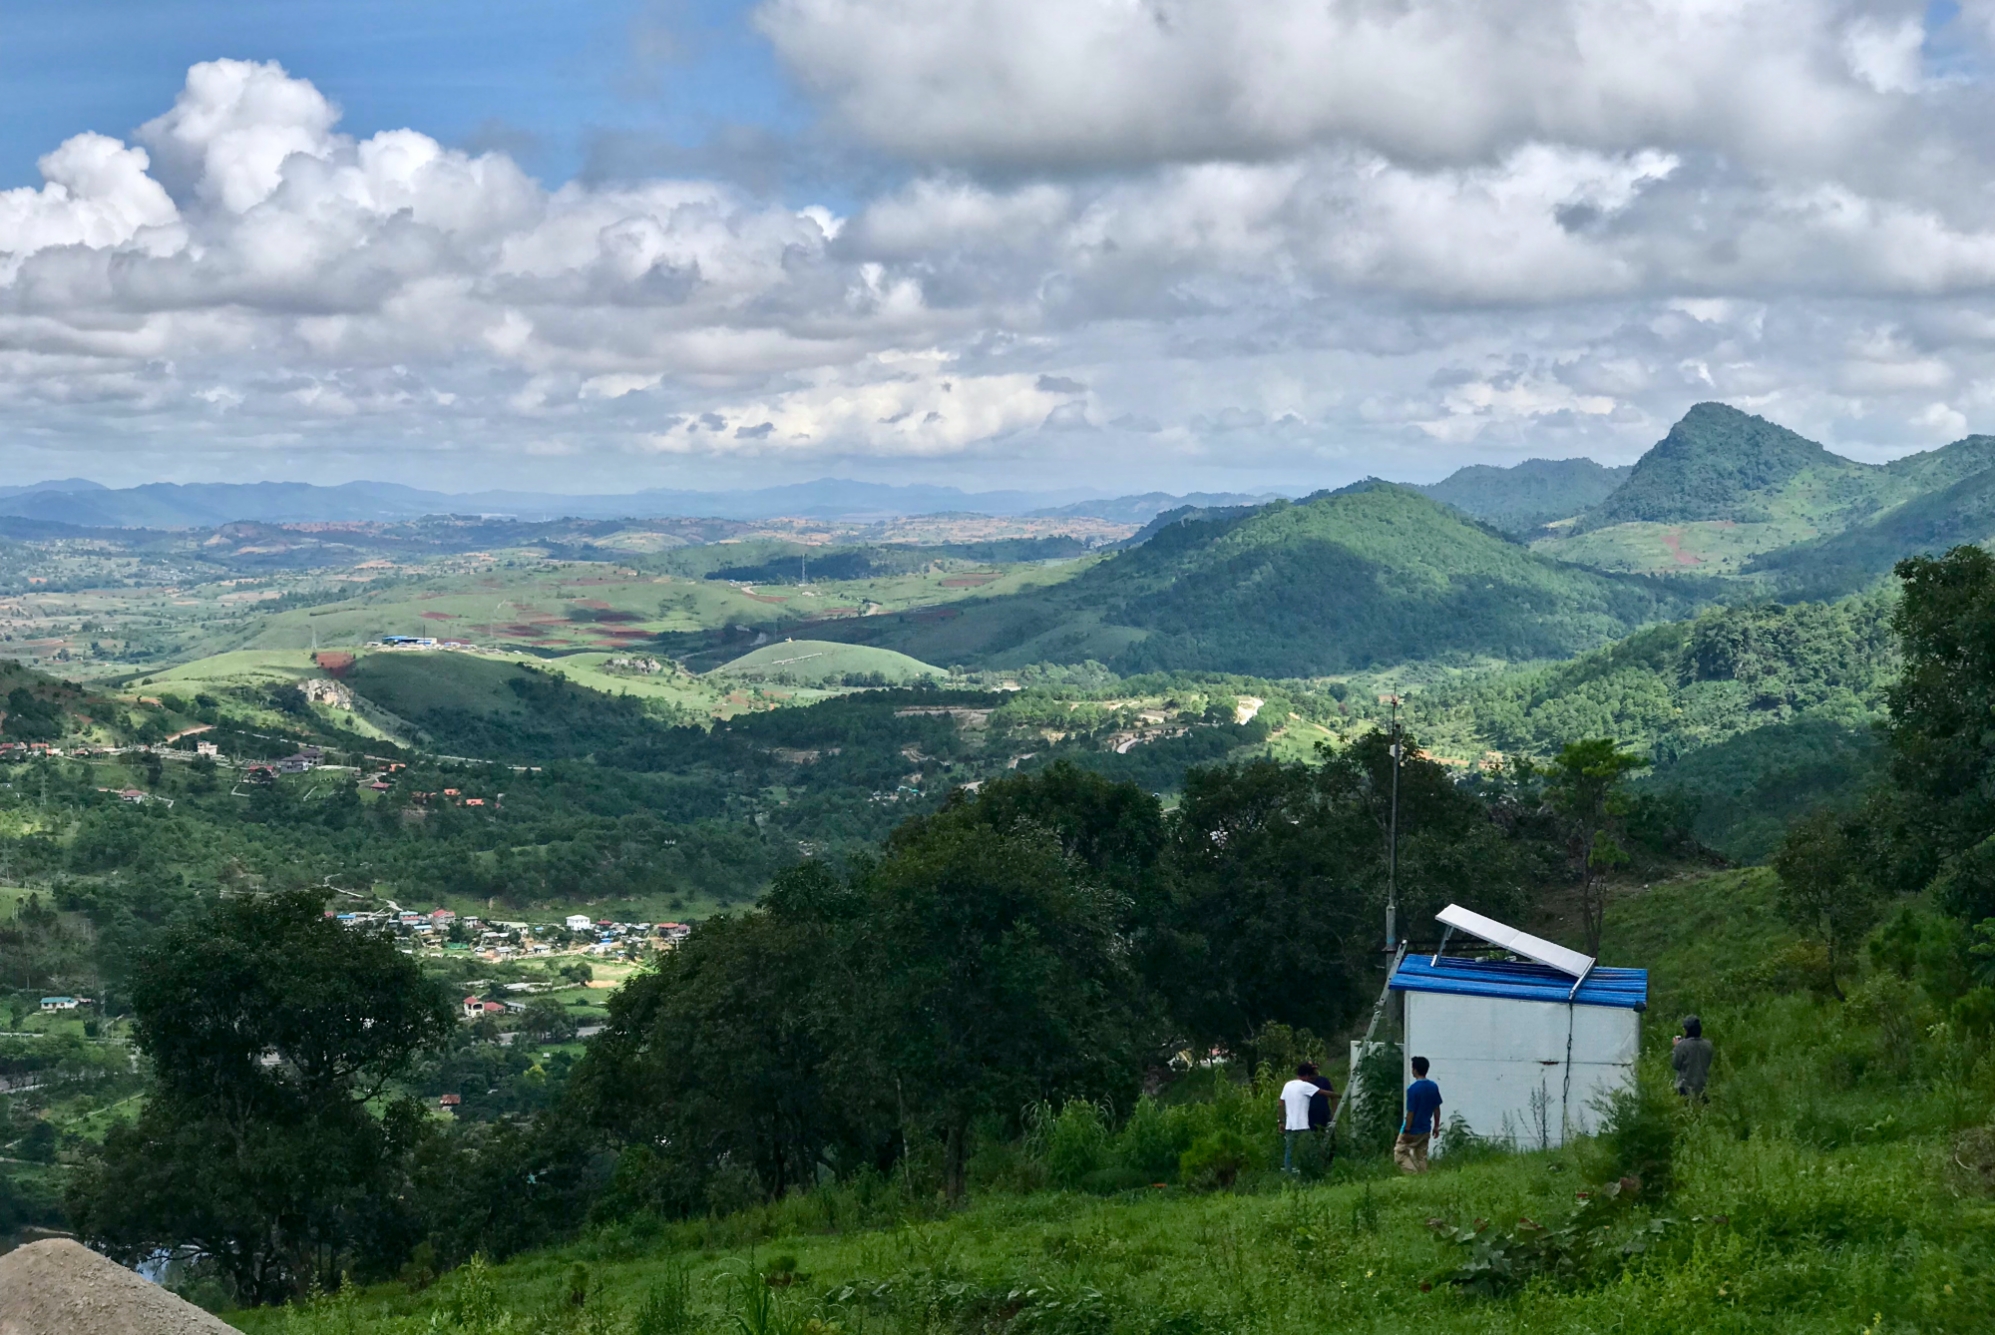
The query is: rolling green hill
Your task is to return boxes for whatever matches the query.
[713,639,945,685]
[804,483,1706,676]
[1417,456,1631,534]
[1745,464,1995,596]
[1403,590,1898,858]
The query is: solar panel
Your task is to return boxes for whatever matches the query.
[1434,903,1594,979]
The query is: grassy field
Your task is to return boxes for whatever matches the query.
[712,640,945,685]
[136,649,324,691]
[229,558,1095,661]
[234,866,1995,1334]
[1534,519,1807,575]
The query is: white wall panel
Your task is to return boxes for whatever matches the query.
[1402,990,1639,1151]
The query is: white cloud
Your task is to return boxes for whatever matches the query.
[755,0,1926,175]
[138,58,341,212]
[14,41,1995,488]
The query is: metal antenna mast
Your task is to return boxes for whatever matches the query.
[1386,694,1401,949]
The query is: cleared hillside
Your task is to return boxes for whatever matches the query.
[1746,466,1995,596]
[713,640,945,684]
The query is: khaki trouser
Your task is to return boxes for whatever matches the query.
[1393,1131,1430,1174]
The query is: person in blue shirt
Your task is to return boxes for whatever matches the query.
[1396,1056,1442,1174]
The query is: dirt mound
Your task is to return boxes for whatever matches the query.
[0,1238,242,1334]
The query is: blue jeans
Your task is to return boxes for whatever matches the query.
[1283,1129,1305,1172]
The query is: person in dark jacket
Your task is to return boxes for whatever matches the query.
[1672,1014,1713,1099]
[1300,1053,1332,1133]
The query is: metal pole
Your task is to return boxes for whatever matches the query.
[1386,696,1400,949]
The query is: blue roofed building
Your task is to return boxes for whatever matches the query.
[1388,904,1647,1152]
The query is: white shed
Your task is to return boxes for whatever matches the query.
[1389,905,1646,1151]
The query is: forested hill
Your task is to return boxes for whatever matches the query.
[1417,457,1631,535]
[811,483,1707,676]
[1746,458,1995,597]
[1406,590,1899,859]
[1573,402,1862,532]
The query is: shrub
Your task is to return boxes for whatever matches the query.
[1428,1177,1678,1297]
[1588,1074,1679,1197]
[1038,1099,1112,1189]
[1179,1129,1253,1190]
[1346,1042,1403,1158]
[1112,1095,1186,1183]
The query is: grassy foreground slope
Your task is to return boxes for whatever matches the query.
[240,867,1995,1335]
[813,484,1703,676]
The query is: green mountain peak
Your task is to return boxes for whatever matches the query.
[1576,402,1858,532]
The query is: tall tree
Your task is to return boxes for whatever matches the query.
[1772,810,1886,999]
[69,891,452,1304]
[1543,738,1649,954]
[1883,546,1995,919]
[569,860,867,1209]
[853,811,1151,1199]
[1156,757,1376,1049]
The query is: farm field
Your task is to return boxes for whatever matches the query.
[233,555,1100,663]
[1533,519,1811,576]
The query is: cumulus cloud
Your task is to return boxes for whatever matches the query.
[755,0,1934,175]
[13,35,1995,488]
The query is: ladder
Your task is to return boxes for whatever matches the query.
[1328,941,1407,1136]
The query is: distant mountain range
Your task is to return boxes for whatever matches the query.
[0,477,1281,528]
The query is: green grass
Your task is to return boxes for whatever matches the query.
[232,866,1995,1333]
[1533,519,1812,576]
[712,640,945,685]
[142,649,323,690]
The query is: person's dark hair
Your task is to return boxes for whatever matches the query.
[1410,1056,1430,1077]
[1682,1015,1702,1039]
[1296,1061,1317,1077]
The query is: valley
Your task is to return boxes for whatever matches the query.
[5,401,1995,1329]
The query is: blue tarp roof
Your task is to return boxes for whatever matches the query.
[1390,954,1648,1010]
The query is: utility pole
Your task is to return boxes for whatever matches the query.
[1386,694,1401,950]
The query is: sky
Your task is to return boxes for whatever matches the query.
[8,1,1995,494]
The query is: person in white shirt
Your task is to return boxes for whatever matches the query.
[1278,1062,1327,1174]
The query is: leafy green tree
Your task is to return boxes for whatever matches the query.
[1153,736,1548,1052]
[570,861,865,1209]
[1772,810,1887,999]
[1544,739,1649,954]
[853,811,1152,1199]
[1881,546,1995,920]
[69,891,452,1303]
[1155,757,1375,1049]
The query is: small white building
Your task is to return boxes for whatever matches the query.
[1390,905,1646,1151]
[564,914,592,932]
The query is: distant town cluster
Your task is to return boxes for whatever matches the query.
[328,905,692,965]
